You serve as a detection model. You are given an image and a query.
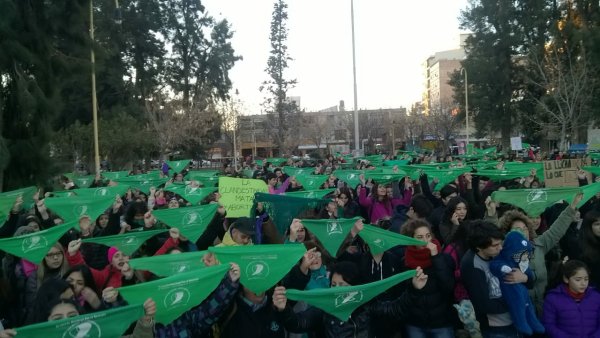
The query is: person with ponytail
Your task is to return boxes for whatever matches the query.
[543,260,600,338]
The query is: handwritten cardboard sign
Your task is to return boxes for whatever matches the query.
[543,158,590,187]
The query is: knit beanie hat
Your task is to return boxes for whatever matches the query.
[107,246,119,263]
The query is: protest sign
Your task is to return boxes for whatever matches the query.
[218,177,268,217]
[511,137,523,151]
[543,158,591,187]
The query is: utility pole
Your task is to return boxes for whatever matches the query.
[351,0,360,156]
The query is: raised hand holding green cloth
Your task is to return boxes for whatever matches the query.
[166,159,192,173]
[285,269,417,321]
[492,187,581,217]
[128,250,208,277]
[283,166,314,177]
[294,174,329,190]
[152,204,218,242]
[300,218,359,257]
[119,264,229,324]
[14,304,144,338]
[72,175,95,188]
[44,195,114,223]
[163,185,217,205]
[333,170,364,188]
[358,224,426,255]
[578,181,600,208]
[101,170,130,180]
[81,229,167,256]
[0,222,75,263]
[0,186,37,223]
[284,189,336,200]
[209,244,306,294]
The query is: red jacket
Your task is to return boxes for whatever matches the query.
[67,251,123,292]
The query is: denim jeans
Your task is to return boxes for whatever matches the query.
[482,325,521,338]
[405,325,455,338]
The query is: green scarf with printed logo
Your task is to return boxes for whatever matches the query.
[101,170,130,181]
[252,192,331,236]
[364,172,407,184]
[15,304,144,338]
[114,176,168,194]
[56,185,130,199]
[283,166,314,177]
[119,264,229,325]
[0,222,75,263]
[81,229,167,256]
[358,224,426,255]
[492,187,581,216]
[578,181,600,208]
[191,175,219,187]
[209,244,306,294]
[128,250,208,277]
[294,174,329,190]
[186,170,220,179]
[333,170,363,188]
[0,186,37,224]
[286,269,416,321]
[300,218,359,257]
[72,175,95,188]
[266,158,288,166]
[166,159,192,173]
[163,185,217,205]
[152,204,218,242]
[44,195,114,223]
[285,189,335,200]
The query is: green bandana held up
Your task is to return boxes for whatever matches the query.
[492,187,581,217]
[163,185,217,205]
[72,175,95,188]
[578,181,600,208]
[101,170,130,181]
[44,196,114,223]
[285,269,417,321]
[265,158,288,166]
[358,224,427,255]
[186,170,220,180]
[0,222,75,264]
[0,186,37,223]
[152,204,218,242]
[114,176,168,194]
[364,172,407,185]
[300,218,359,257]
[192,175,220,187]
[209,244,306,294]
[14,304,144,338]
[285,189,336,200]
[128,250,208,277]
[383,160,411,167]
[166,159,192,174]
[119,264,229,325]
[242,169,256,178]
[252,192,330,236]
[283,166,314,177]
[81,229,167,256]
[332,170,364,188]
[57,185,130,199]
[294,174,329,190]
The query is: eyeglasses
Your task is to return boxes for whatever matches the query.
[46,252,64,259]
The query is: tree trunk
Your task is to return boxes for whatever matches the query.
[559,122,567,152]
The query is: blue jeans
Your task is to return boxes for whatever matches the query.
[405,325,455,338]
[482,325,521,338]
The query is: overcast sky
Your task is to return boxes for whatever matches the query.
[202,0,470,114]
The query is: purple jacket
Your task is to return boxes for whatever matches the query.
[542,284,600,338]
[358,186,412,224]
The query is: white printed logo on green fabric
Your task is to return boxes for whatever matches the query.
[164,288,191,309]
[246,260,270,279]
[94,188,109,196]
[372,238,385,248]
[171,263,189,274]
[347,174,356,180]
[74,205,89,217]
[305,192,315,199]
[327,221,342,236]
[527,190,547,204]
[334,291,364,307]
[22,235,48,253]
[182,212,200,228]
[62,320,101,338]
[184,186,200,195]
[122,236,139,247]
[79,179,89,186]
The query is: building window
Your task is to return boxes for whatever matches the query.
[335,129,346,141]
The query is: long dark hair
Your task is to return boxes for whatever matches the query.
[443,196,469,223]
[64,265,98,295]
[547,259,590,291]
[581,210,600,262]
[27,279,77,324]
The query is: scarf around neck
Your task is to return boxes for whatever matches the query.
[405,239,441,269]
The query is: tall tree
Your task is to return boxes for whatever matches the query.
[450,0,550,148]
[260,0,298,156]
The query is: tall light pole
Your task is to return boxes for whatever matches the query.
[461,68,469,146]
[351,0,360,156]
[90,0,121,175]
[233,89,240,170]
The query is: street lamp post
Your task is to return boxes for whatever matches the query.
[351,0,360,156]
[461,68,469,146]
[90,0,100,176]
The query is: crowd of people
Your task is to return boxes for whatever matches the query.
[0,151,599,338]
